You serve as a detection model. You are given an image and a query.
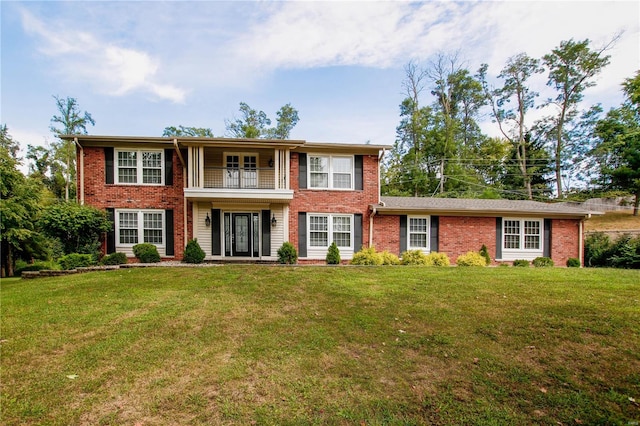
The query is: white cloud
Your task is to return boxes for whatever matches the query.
[20,9,186,103]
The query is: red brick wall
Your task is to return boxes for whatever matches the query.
[439,216,497,263]
[551,219,581,266]
[288,152,380,256]
[78,147,187,259]
[371,215,400,253]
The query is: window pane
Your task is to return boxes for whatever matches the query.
[409,218,428,233]
[504,234,519,249]
[118,151,137,167]
[310,156,328,172]
[309,215,328,247]
[332,216,351,247]
[143,212,163,244]
[142,152,162,184]
[118,168,137,183]
[142,152,162,168]
[117,151,137,183]
[410,234,427,248]
[504,220,520,235]
[310,173,328,188]
[143,168,162,184]
[525,235,540,249]
[332,157,352,173]
[333,173,351,188]
[119,212,138,244]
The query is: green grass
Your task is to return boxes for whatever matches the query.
[2,266,639,425]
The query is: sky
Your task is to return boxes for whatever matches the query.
[2,0,639,165]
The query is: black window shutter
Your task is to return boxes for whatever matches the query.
[106,208,115,253]
[544,219,552,258]
[355,155,363,190]
[165,209,174,256]
[354,213,363,253]
[496,217,503,260]
[262,210,271,257]
[430,216,439,253]
[400,215,407,254]
[299,153,307,189]
[105,148,114,184]
[298,212,307,257]
[211,209,221,255]
[164,149,173,186]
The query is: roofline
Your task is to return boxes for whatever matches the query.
[370,204,602,219]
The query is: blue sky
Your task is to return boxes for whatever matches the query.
[2,1,639,161]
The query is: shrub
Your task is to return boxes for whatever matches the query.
[350,247,383,265]
[59,253,96,270]
[132,243,161,263]
[566,257,581,267]
[456,251,487,267]
[609,234,640,269]
[512,259,530,267]
[401,250,429,265]
[15,260,60,276]
[380,250,400,265]
[277,242,298,264]
[479,244,491,265]
[532,257,554,267]
[425,252,450,267]
[101,252,128,266]
[183,239,206,264]
[326,242,341,265]
[584,232,612,267]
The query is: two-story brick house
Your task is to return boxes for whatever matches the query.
[65,135,597,265]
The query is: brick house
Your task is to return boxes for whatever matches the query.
[66,135,597,265]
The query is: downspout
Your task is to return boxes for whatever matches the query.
[369,207,377,248]
[74,137,84,205]
[579,215,589,268]
[174,138,188,249]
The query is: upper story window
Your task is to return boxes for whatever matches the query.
[408,216,430,251]
[503,219,541,251]
[308,155,353,190]
[116,150,163,185]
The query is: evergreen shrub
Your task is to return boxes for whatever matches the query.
[566,257,581,267]
[277,242,298,264]
[326,242,341,264]
[456,251,487,267]
[532,257,554,267]
[425,252,450,267]
[401,250,429,265]
[132,243,161,263]
[101,252,128,265]
[512,259,530,267]
[59,253,96,270]
[184,239,206,264]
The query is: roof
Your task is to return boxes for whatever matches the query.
[374,196,602,219]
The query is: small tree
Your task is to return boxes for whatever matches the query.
[277,242,298,264]
[479,244,491,265]
[326,242,341,265]
[183,239,206,264]
[132,243,161,263]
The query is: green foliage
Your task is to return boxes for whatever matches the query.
[566,257,581,268]
[532,257,554,267]
[39,202,111,256]
[512,259,530,267]
[350,247,383,265]
[425,252,451,267]
[162,125,214,137]
[14,259,60,276]
[132,243,161,263]
[101,252,128,266]
[226,102,299,139]
[456,251,488,267]
[58,253,96,270]
[183,239,206,264]
[277,242,298,264]
[380,250,401,265]
[479,244,491,265]
[608,235,640,269]
[401,250,429,265]
[585,232,612,267]
[326,242,341,265]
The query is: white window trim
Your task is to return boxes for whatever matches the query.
[501,217,543,261]
[307,154,354,190]
[115,209,165,248]
[407,215,431,253]
[223,152,259,189]
[115,149,164,185]
[306,213,354,258]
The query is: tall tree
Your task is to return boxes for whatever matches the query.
[49,96,95,201]
[541,38,613,198]
[162,125,214,137]
[479,53,544,199]
[592,71,640,215]
[0,127,43,276]
[266,103,300,139]
[225,102,300,139]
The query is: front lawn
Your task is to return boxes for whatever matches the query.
[1,266,639,425]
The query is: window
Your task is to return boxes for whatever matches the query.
[117,210,164,246]
[308,214,352,248]
[308,155,353,189]
[116,150,163,185]
[503,219,541,251]
[408,217,430,250]
[225,153,258,188]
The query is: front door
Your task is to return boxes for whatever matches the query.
[232,213,251,256]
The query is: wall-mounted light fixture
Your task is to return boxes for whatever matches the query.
[271,214,277,227]
[205,213,211,227]
[268,157,274,168]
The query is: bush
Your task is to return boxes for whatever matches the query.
[532,257,554,267]
[584,232,612,267]
[479,244,491,265]
[326,242,341,265]
[277,242,298,264]
[456,251,487,267]
[14,260,60,276]
[566,257,581,267]
[101,252,128,265]
[609,234,640,269]
[132,243,161,263]
[401,250,429,265]
[512,259,530,267]
[59,253,96,270]
[183,239,206,264]
[350,247,383,265]
[425,252,450,267]
[380,250,400,265]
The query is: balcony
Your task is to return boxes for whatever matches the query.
[203,167,275,189]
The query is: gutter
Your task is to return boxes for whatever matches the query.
[74,137,84,205]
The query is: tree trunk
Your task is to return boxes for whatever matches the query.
[634,191,639,217]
